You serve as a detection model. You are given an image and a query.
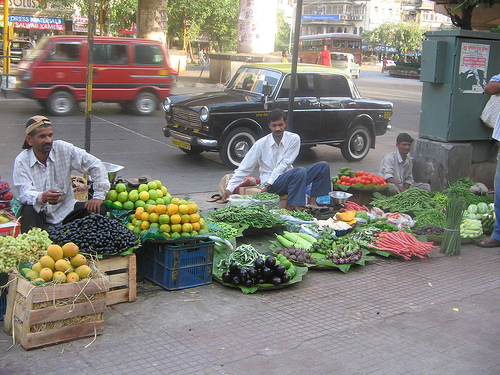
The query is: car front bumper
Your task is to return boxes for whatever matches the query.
[163,127,218,148]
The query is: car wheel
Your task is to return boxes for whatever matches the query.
[341,125,371,162]
[179,145,204,155]
[220,127,257,169]
[133,92,157,116]
[47,91,75,116]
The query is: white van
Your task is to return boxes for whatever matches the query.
[330,52,360,79]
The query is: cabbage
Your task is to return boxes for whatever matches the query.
[467,204,478,214]
[477,202,489,214]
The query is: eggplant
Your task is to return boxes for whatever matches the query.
[261,267,272,278]
[271,276,282,286]
[222,271,232,283]
[248,268,259,279]
[229,263,239,275]
[265,256,276,269]
[274,264,286,276]
[254,258,265,269]
[281,273,291,283]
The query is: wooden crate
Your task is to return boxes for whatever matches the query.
[237,186,261,195]
[3,271,109,350]
[96,253,137,306]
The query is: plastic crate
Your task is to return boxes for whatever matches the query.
[0,289,6,322]
[136,239,215,291]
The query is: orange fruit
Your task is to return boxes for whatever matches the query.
[159,224,171,233]
[178,199,188,205]
[178,204,189,215]
[138,190,149,201]
[170,214,182,224]
[182,223,193,232]
[191,222,201,231]
[167,204,179,215]
[187,203,198,214]
[159,214,170,224]
[135,207,145,219]
[147,204,157,214]
[171,223,182,233]
[170,197,180,206]
[141,212,150,222]
[141,221,151,230]
[199,218,206,229]
[181,214,191,223]
[189,213,200,223]
[155,204,167,215]
[149,213,159,223]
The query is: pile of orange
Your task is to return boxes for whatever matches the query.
[127,197,207,239]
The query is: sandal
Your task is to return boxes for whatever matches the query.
[477,237,500,248]
[216,198,228,204]
[206,194,222,202]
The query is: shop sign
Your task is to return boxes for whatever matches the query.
[0,0,39,10]
[8,15,64,30]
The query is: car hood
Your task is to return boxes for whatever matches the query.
[171,90,262,112]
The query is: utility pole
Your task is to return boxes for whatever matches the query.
[85,0,95,152]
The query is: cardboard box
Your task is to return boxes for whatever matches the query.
[237,186,262,195]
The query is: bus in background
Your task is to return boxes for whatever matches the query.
[299,33,362,65]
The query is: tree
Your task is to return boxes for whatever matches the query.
[167,0,238,52]
[40,0,137,36]
[446,0,498,30]
[275,10,291,53]
[362,22,427,62]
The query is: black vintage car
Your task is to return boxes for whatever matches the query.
[162,63,393,169]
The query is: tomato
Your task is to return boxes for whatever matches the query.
[336,179,341,184]
[355,170,363,177]
[364,171,370,176]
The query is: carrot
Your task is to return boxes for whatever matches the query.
[344,200,368,211]
[371,230,438,260]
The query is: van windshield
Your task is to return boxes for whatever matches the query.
[23,37,51,61]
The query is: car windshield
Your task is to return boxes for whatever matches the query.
[226,67,281,95]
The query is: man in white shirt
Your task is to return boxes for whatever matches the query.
[222,109,331,209]
[13,115,110,233]
[379,132,430,196]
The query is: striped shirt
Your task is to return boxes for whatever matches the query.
[13,140,110,224]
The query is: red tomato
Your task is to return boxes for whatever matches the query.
[355,171,363,177]
[364,171,370,176]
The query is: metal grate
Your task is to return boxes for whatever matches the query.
[172,107,201,129]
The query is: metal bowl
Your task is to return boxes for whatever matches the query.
[328,191,353,205]
[102,162,124,184]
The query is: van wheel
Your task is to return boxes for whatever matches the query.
[47,91,75,116]
[219,127,257,169]
[340,125,371,162]
[133,92,157,116]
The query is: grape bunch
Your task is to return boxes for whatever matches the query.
[47,214,139,255]
[0,228,52,273]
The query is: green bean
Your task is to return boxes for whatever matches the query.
[252,192,280,200]
[210,205,285,228]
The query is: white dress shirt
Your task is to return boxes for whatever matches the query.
[13,140,110,224]
[226,131,301,193]
[379,150,414,186]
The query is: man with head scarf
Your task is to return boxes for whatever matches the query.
[13,115,110,233]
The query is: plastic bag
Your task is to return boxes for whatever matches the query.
[480,94,500,129]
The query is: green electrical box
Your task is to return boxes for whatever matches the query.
[419,30,500,144]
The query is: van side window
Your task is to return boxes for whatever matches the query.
[318,75,351,97]
[94,44,128,65]
[50,43,80,61]
[134,45,163,65]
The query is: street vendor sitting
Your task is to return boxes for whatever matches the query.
[13,115,110,233]
[379,132,431,196]
[221,109,331,210]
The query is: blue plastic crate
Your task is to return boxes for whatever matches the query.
[136,238,214,291]
[0,289,7,322]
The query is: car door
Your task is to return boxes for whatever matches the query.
[274,73,321,142]
[318,73,357,141]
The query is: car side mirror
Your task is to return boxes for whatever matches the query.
[263,82,273,97]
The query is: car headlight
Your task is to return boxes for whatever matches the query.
[200,106,210,122]
[162,97,171,112]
